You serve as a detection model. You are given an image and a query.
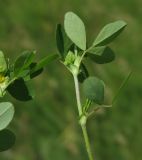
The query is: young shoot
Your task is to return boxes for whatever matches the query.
[56,11,130,160]
[0,50,58,151]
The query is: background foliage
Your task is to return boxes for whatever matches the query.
[0,0,141,159]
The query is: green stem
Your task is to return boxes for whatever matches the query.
[82,125,94,160]
[73,75,82,116]
[73,75,94,160]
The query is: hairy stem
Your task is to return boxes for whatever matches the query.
[73,75,94,160]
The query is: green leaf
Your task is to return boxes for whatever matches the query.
[78,63,89,83]
[88,46,115,64]
[64,12,86,50]
[83,76,105,105]
[0,51,7,73]
[93,20,127,46]
[0,102,14,130]
[30,54,59,74]
[28,63,43,79]
[56,24,64,55]
[56,24,72,59]
[0,129,15,152]
[14,50,35,77]
[7,79,35,101]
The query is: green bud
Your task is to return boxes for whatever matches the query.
[0,51,7,73]
[64,51,81,75]
[64,51,75,66]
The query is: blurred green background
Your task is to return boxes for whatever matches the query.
[0,0,141,159]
